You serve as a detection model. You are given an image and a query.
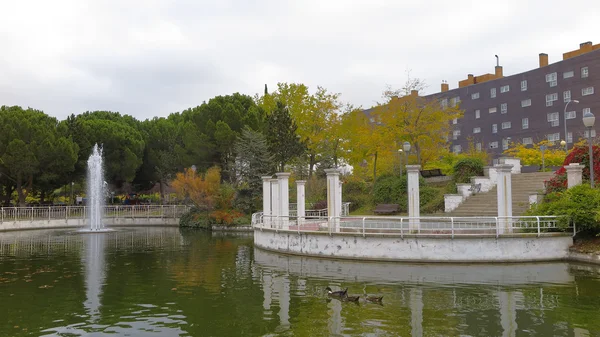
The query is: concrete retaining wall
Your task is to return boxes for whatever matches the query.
[0,218,180,232]
[254,228,573,262]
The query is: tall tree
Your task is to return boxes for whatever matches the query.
[0,106,78,206]
[233,127,273,189]
[266,101,305,171]
[257,83,343,176]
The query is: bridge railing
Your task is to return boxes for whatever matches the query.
[251,213,573,238]
[0,205,191,223]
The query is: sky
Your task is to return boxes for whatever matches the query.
[1,0,599,120]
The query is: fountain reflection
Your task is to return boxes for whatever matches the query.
[83,233,107,322]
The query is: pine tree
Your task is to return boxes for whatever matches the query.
[266,101,305,171]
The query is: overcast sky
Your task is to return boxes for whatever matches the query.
[1,0,599,120]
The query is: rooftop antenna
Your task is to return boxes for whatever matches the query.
[495,55,499,67]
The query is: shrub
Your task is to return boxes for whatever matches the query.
[343,179,371,212]
[179,206,211,229]
[452,158,484,184]
[372,173,443,213]
[526,184,600,234]
[545,145,600,193]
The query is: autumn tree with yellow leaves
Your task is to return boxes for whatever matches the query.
[172,166,221,211]
[503,140,566,168]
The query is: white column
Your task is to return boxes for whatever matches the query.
[276,172,291,230]
[566,163,584,188]
[325,168,341,232]
[337,180,343,216]
[496,164,513,234]
[296,180,306,225]
[406,165,421,231]
[271,179,279,229]
[262,176,272,227]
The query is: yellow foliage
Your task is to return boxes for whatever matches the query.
[171,166,221,209]
[503,140,566,166]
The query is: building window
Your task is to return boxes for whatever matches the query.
[500,103,507,114]
[489,107,497,114]
[450,97,461,107]
[546,93,558,106]
[582,66,589,78]
[567,132,573,143]
[502,138,510,150]
[522,118,529,129]
[585,129,597,138]
[521,99,531,107]
[453,130,460,140]
[473,127,481,133]
[547,112,560,127]
[565,111,576,119]
[471,92,480,100]
[563,71,574,79]
[453,145,462,153]
[546,72,557,87]
[582,87,594,96]
[476,142,482,151]
[502,121,511,129]
[490,88,496,98]
[521,80,527,91]
[489,141,498,149]
[475,109,480,119]
[522,137,533,145]
[500,85,510,93]
[564,90,571,102]
[441,98,448,109]
[547,133,560,142]
[492,124,497,133]
[452,118,458,124]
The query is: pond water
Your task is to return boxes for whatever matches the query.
[1,227,599,336]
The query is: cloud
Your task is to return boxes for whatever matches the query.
[1,0,599,119]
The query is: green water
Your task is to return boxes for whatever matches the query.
[1,227,599,336]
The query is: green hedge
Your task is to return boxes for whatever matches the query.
[452,158,484,184]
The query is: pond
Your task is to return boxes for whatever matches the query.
[0,227,599,336]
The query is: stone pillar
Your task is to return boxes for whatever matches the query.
[406,165,421,231]
[276,173,291,229]
[325,168,341,232]
[566,163,584,188]
[496,164,513,234]
[337,180,343,216]
[500,157,522,174]
[262,176,272,227]
[296,180,306,225]
[270,179,279,228]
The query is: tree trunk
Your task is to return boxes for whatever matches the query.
[373,152,378,182]
[3,185,14,206]
[415,142,423,166]
[40,190,46,204]
[159,179,165,205]
[16,174,26,207]
[308,153,316,177]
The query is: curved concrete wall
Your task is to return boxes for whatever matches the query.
[0,218,179,232]
[254,228,573,263]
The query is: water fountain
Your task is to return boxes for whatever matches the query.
[83,144,112,232]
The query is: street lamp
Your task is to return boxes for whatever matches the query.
[540,145,547,172]
[564,99,580,154]
[583,110,596,187]
[398,149,404,177]
[403,141,411,166]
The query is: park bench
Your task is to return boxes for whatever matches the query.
[420,169,445,178]
[468,183,481,193]
[373,204,400,215]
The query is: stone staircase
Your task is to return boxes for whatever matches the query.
[447,172,554,217]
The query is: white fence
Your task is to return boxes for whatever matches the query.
[252,214,574,238]
[0,205,190,223]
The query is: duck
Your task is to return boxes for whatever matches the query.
[325,287,348,298]
[365,295,384,303]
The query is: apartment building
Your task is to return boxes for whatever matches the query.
[425,41,599,161]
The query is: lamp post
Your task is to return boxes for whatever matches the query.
[583,110,596,187]
[403,141,411,166]
[564,99,580,154]
[398,149,404,177]
[540,145,547,172]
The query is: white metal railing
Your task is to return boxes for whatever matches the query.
[251,214,573,238]
[0,205,191,223]
[288,202,351,216]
